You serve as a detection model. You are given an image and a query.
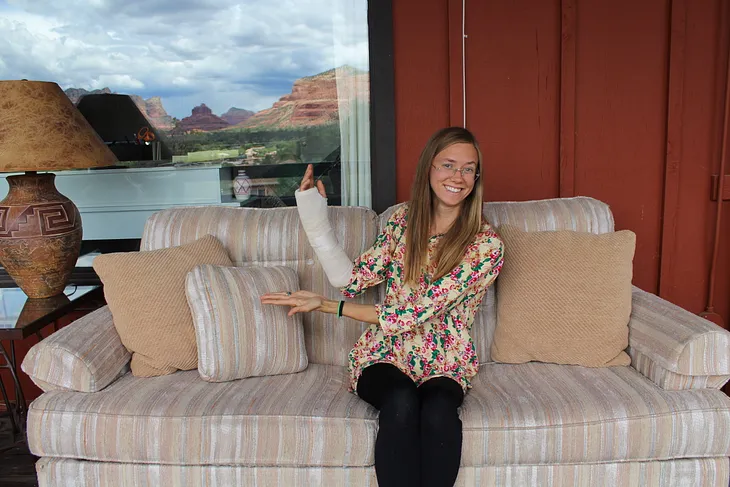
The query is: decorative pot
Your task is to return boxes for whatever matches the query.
[0,173,82,298]
[233,169,252,202]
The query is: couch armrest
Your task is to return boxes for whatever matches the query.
[21,306,130,393]
[627,286,730,390]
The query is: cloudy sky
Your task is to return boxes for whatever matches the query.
[0,0,369,118]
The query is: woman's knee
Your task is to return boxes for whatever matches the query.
[419,378,464,430]
[358,363,415,410]
[380,384,419,429]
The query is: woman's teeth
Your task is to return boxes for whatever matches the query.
[445,185,462,193]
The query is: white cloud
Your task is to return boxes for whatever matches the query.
[0,0,369,118]
[92,74,145,90]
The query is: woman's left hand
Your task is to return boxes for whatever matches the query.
[260,290,325,317]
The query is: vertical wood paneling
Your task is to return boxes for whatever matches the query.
[705,0,730,328]
[573,0,670,293]
[668,0,729,317]
[559,0,577,197]
[392,0,451,202]
[392,0,730,330]
[448,0,465,127]
[658,0,687,300]
[462,0,561,202]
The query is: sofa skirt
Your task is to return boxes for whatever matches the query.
[36,457,729,487]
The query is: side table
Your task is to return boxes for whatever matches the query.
[0,285,104,434]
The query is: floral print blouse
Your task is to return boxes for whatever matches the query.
[341,204,504,393]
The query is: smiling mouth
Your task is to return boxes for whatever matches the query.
[444,185,464,194]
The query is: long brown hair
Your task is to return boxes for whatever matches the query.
[403,127,484,285]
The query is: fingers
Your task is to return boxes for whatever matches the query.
[299,164,314,191]
[259,294,296,306]
[260,291,320,317]
[260,293,310,307]
[261,297,306,317]
[260,297,292,304]
[260,291,315,302]
[298,165,328,199]
[261,291,298,297]
[305,164,313,183]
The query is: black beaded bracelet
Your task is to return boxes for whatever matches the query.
[337,301,345,318]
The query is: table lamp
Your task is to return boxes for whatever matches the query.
[0,80,118,298]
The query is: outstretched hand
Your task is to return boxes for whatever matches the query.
[260,290,325,317]
[299,163,327,198]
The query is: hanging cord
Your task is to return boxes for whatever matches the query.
[701,28,730,326]
[462,0,467,127]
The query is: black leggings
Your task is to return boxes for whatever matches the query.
[357,363,465,487]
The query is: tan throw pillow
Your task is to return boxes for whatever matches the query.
[490,225,636,367]
[93,235,233,377]
[185,264,308,382]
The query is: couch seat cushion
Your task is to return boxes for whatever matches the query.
[28,364,377,467]
[28,363,730,467]
[461,362,730,465]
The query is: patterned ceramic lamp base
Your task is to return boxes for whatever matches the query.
[0,173,82,298]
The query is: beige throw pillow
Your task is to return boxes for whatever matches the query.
[491,225,636,367]
[93,235,233,377]
[185,265,308,382]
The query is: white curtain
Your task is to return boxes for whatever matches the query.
[332,0,372,208]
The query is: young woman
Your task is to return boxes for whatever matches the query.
[261,127,504,487]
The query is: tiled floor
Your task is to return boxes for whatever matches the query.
[0,417,37,487]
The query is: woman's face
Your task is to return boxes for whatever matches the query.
[429,142,479,209]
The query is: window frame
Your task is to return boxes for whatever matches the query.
[368,0,397,214]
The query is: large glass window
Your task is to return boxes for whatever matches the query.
[0,0,372,246]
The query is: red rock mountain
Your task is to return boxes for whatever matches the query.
[63,66,367,133]
[65,87,112,102]
[64,87,174,131]
[239,66,369,129]
[221,107,254,125]
[173,103,230,133]
[130,95,175,131]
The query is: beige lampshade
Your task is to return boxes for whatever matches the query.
[0,80,118,172]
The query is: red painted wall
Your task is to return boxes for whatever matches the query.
[465,0,561,203]
[662,0,729,315]
[573,0,669,293]
[393,0,730,328]
[392,0,451,201]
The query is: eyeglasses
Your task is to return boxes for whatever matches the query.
[431,163,480,180]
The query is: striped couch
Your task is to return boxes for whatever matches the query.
[21,196,730,486]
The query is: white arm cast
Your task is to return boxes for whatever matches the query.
[295,188,354,288]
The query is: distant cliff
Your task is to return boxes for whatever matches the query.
[62,65,368,133]
[65,87,112,103]
[239,66,369,129]
[131,95,175,131]
[172,103,230,133]
[221,107,254,125]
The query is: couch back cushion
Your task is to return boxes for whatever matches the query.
[142,196,614,367]
[141,206,379,366]
[378,196,615,364]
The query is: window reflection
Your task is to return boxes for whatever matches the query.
[0,0,372,247]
